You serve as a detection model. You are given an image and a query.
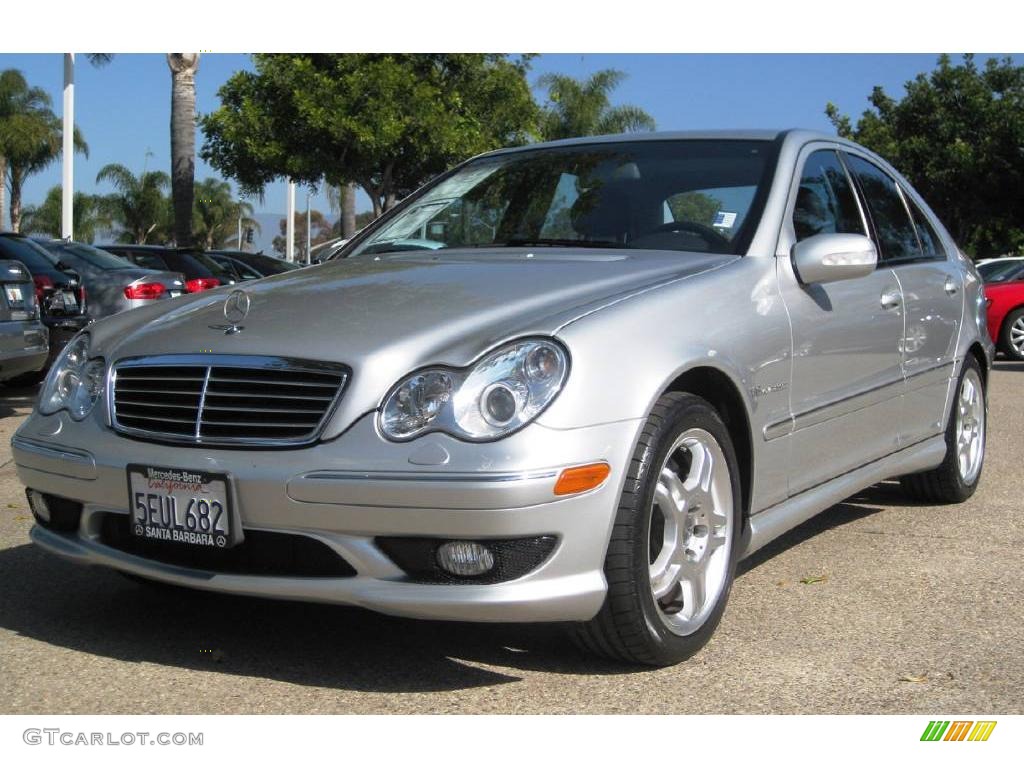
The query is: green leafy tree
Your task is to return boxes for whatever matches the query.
[0,69,87,232]
[95,163,172,244]
[538,69,655,141]
[826,54,1024,258]
[201,54,538,217]
[192,177,259,249]
[21,185,111,243]
[272,209,332,261]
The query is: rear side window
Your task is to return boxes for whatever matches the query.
[792,150,865,242]
[131,252,169,270]
[902,192,945,261]
[843,154,921,264]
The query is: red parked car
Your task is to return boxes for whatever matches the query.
[984,264,1024,360]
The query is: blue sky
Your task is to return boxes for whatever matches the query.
[2,52,1020,250]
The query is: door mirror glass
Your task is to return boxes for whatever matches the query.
[791,233,877,284]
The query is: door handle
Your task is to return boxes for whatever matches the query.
[880,288,901,310]
[944,275,959,296]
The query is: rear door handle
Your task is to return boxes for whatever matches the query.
[944,275,959,296]
[880,288,901,310]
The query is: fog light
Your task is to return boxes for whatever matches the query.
[436,541,495,577]
[26,489,49,522]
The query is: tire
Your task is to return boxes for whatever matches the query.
[998,307,1024,361]
[571,392,742,666]
[900,355,986,503]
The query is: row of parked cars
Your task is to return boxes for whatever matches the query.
[976,256,1024,361]
[0,233,299,384]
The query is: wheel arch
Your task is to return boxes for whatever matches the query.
[966,341,990,389]
[661,366,754,519]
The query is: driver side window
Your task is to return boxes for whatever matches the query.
[793,150,865,242]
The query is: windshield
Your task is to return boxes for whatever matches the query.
[979,259,1024,282]
[348,139,777,259]
[46,242,136,271]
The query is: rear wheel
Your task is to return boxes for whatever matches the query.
[998,307,1024,361]
[900,355,986,503]
[571,392,741,666]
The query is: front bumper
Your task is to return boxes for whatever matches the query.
[13,411,641,622]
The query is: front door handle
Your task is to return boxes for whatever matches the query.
[944,275,959,296]
[880,288,901,310]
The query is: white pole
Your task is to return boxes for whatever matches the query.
[61,53,74,240]
[305,190,311,264]
[237,198,243,252]
[286,180,296,262]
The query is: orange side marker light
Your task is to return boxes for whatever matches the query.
[554,462,611,496]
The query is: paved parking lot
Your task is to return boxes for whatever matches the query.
[1,364,1021,714]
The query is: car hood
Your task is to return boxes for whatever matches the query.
[89,248,735,435]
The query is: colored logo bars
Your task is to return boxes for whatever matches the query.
[920,720,997,742]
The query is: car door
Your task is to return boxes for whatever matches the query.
[842,152,962,448]
[776,146,905,495]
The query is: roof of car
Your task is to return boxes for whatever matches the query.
[479,128,846,158]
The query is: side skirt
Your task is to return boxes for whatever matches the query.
[739,435,947,558]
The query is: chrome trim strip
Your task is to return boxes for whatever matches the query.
[194,366,212,440]
[791,377,903,433]
[302,470,559,483]
[108,354,350,448]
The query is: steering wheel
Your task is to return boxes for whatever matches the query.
[643,220,732,250]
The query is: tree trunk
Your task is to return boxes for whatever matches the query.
[341,182,357,238]
[0,155,6,230]
[8,167,23,232]
[167,54,199,247]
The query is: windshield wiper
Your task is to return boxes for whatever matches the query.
[497,238,624,249]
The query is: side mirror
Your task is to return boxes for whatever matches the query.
[791,233,877,285]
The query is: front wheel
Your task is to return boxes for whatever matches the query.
[571,392,742,666]
[900,355,986,503]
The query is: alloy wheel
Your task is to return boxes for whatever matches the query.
[648,428,734,636]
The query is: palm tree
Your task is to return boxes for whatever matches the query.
[537,69,656,141]
[0,70,88,232]
[325,181,360,238]
[21,185,111,243]
[192,177,259,249]
[96,163,171,244]
[167,54,200,246]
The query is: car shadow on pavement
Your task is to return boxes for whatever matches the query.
[0,539,640,696]
[0,384,39,418]
[0,481,921,693]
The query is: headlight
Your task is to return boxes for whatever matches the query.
[380,338,569,441]
[38,333,105,420]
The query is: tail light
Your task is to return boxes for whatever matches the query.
[33,274,54,303]
[124,282,166,300]
[185,277,220,293]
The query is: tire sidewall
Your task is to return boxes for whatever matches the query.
[629,395,743,662]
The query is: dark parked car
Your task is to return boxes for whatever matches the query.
[0,232,90,372]
[0,259,48,383]
[100,244,234,293]
[37,241,186,320]
[208,249,301,278]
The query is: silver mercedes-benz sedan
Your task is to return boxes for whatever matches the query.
[13,130,992,666]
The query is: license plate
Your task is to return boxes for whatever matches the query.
[61,290,78,308]
[127,464,233,548]
[168,290,183,298]
[5,285,23,304]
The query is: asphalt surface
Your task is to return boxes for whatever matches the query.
[1,364,1021,715]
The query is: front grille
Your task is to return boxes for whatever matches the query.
[111,355,348,446]
[100,513,357,577]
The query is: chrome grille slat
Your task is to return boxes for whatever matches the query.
[110,355,348,446]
